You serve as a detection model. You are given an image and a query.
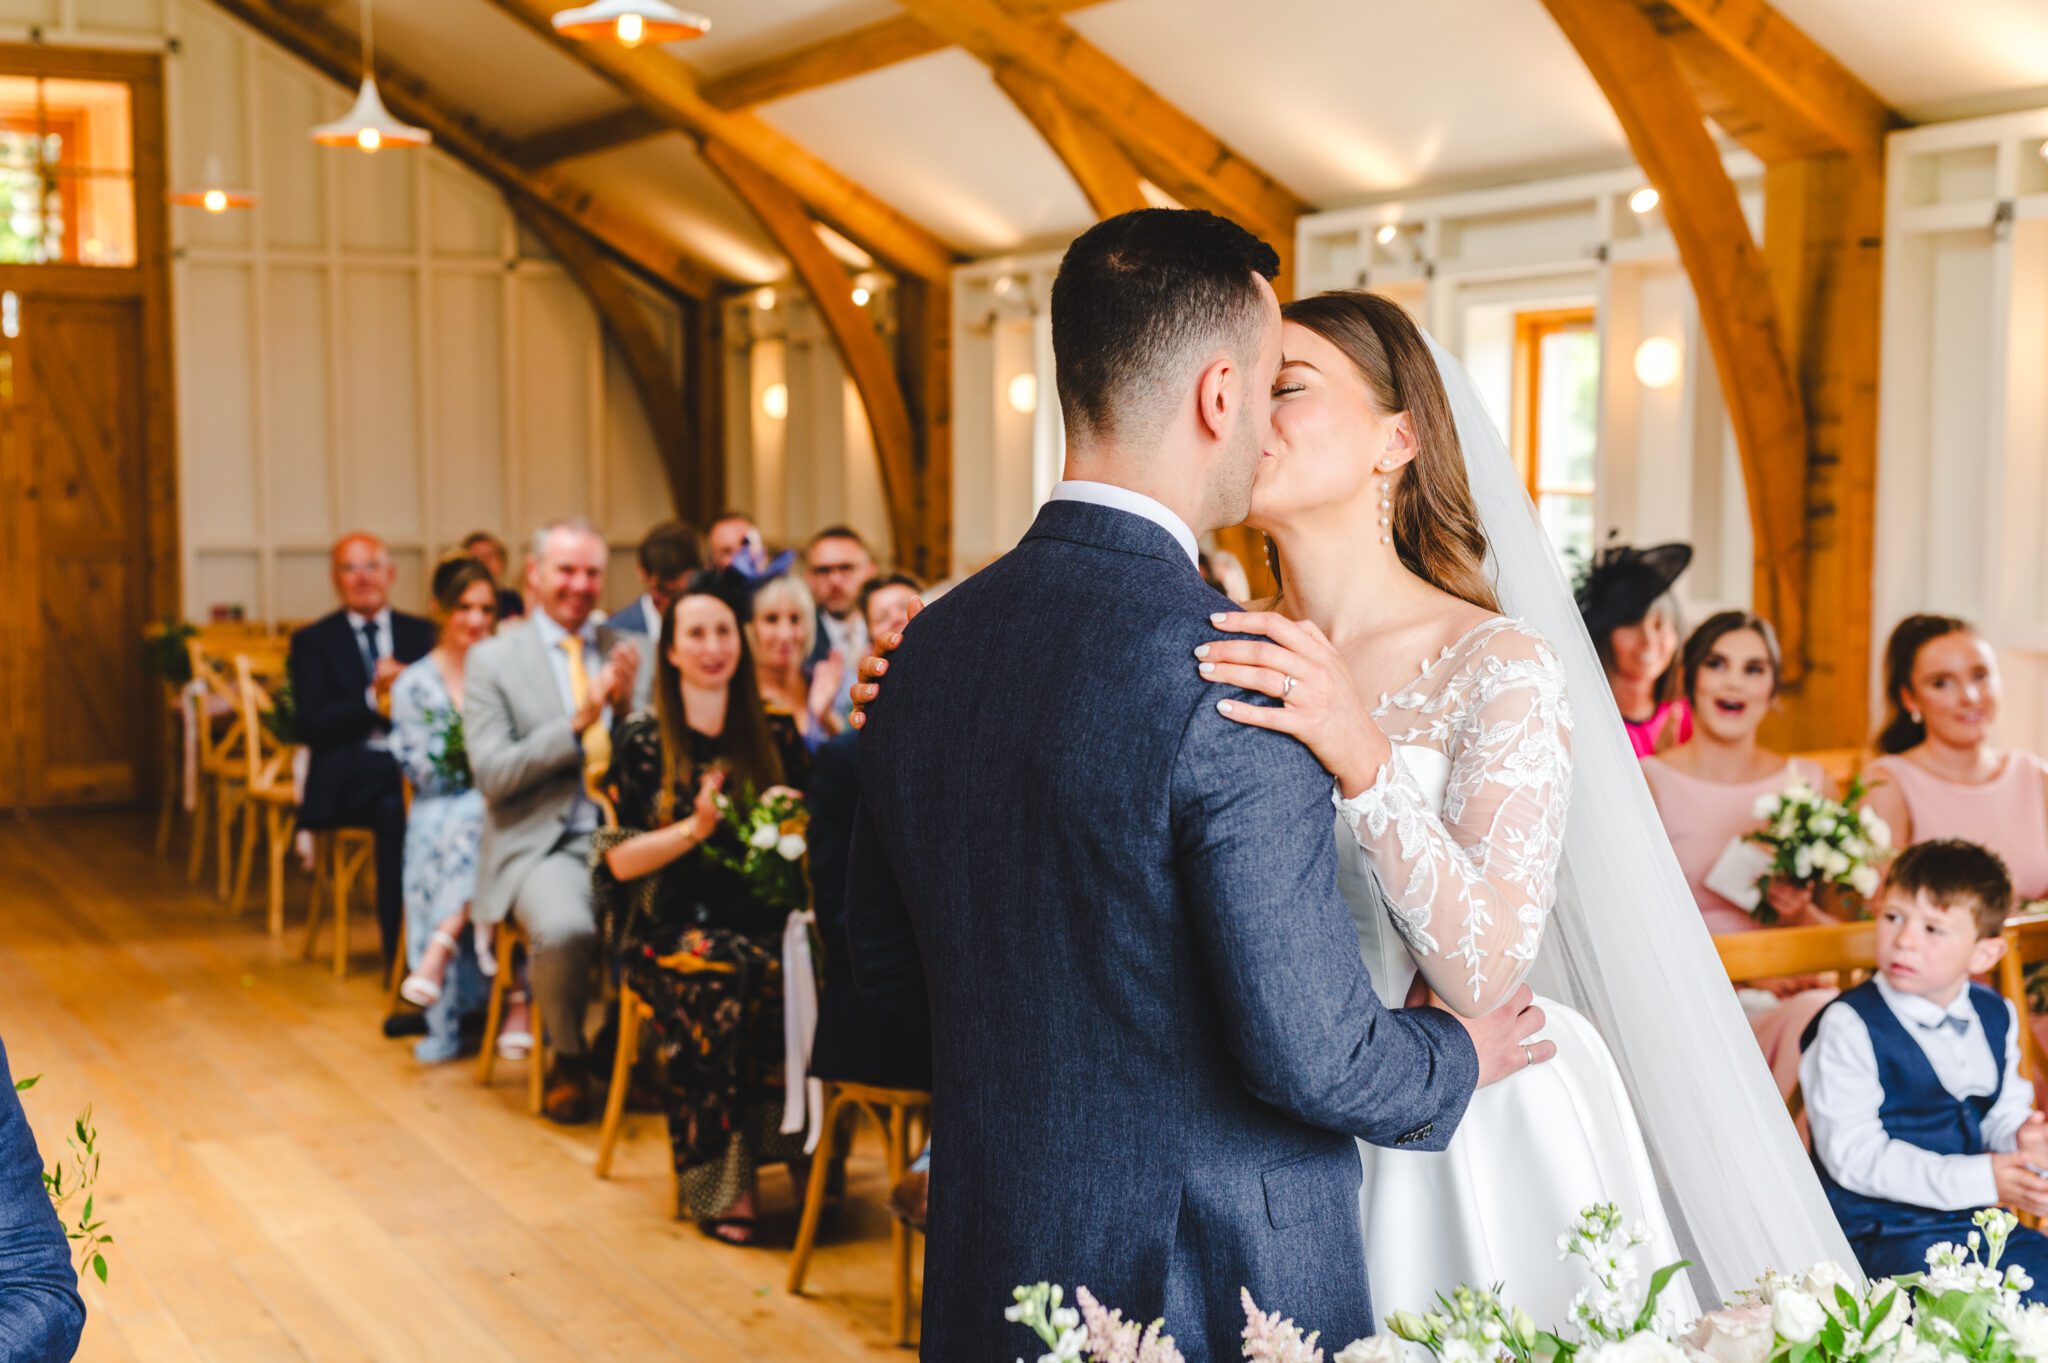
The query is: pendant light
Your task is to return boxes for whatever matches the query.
[169,153,255,213]
[551,0,711,47]
[311,0,430,152]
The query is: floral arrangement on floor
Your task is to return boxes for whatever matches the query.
[140,616,197,686]
[1746,775,1893,924]
[1008,1205,2048,1363]
[702,785,808,912]
[424,705,469,788]
[15,1073,112,1284]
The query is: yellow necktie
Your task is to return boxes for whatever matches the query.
[559,635,613,792]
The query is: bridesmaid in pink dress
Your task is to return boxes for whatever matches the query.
[1576,541,1694,757]
[1863,615,2048,904]
[1644,612,1837,1105]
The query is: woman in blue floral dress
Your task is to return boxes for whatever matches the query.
[389,555,501,1062]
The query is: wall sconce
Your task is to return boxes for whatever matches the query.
[1629,186,1660,215]
[1007,373,1038,415]
[753,287,776,311]
[761,382,789,420]
[1633,337,1681,389]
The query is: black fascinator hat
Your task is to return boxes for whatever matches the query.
[681,565,758,627]
[1574,538,1693,640]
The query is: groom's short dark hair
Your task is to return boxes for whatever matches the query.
[1051,209,1280,441]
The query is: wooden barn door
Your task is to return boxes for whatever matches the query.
[0,280,151,807]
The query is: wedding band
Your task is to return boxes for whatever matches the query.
[1281,675,1298,700]
[1522,1044,1534,1067]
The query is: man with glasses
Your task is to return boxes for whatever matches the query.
[289,533,435,1017]
[804,526,878,722]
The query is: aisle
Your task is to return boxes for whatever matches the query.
[0,813,914,1361]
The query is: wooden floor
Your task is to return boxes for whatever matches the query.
[0,812,918,1362]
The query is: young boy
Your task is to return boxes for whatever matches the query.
[1802,838,2048,1293]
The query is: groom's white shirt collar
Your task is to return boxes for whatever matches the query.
[1049,480,1200,567]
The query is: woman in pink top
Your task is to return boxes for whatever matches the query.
[1864,614,2048,904]
[1644,611,1836,1108]
[1577,540,1694,757]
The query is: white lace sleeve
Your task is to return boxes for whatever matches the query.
[1334,627,1573,1015]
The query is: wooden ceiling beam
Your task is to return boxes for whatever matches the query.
[479,0,959,281]
[519,208,704,523]
[511,105,668,169]
[992,62,1148,219]
[202,0,723,300]
[1540,0,1811,687]
[700,138,922,565]
[894,0,1307,254]
[698,0,1113,111]
[1637,0,1896,164]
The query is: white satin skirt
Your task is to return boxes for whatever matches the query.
[1357,996,1698,1326]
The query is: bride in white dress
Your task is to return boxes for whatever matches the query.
[1199,290,1848,1319]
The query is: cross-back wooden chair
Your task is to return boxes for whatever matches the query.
[187,637,257,900]
[1714,920,1879,1124]
[787,1081,932,1346]
[232,649,300,938]
[1998,914,2048,1088]
[302,829,378,979]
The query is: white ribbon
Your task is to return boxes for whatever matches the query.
[780,908,824,1152]
[291,747,316,871]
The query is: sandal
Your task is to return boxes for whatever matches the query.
[399,928,461,1007]
[496,989,534,1060]
[703,1216,758,1247]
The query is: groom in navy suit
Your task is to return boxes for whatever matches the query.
[848,210,1547,1360]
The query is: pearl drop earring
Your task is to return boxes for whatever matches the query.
[1377,460,1394,545]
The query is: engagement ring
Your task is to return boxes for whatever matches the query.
[1281,675,1298,700]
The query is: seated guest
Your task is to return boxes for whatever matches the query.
[805,526,877,722]
[752,573,843,748]
[706,510,763,571]
[596,570,812,1244]
[608,521,703,643]
[0,1036,84,1362]
[1644,612,1834,933]
[1645,612,1835,1105]
[462,531,525,621]
[1801,839,2048,1294]
[1864,615,2048,905]
[390,555,500,1063]
[1576,540,1693,756]
[290,532,435,990]
[860,572,922,643]
[467,518,647,1123]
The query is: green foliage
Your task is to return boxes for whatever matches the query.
[24,1084,113,1284]
[141,617,197,685]
[261,677,298,746]
[425,706,471,788]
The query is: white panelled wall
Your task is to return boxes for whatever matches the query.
[0,0,687,621]
[1878,108,2048,756]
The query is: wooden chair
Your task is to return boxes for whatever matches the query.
[1999,913,2048,1087]
[1713,920,1879,1122]
[156,675,187,857]
[595,981,654,1178]
[186,639,255,900]
[302,829,378,978]
[787,1082,932,1346]
[231,651,302,937]
[477,920,546,1114]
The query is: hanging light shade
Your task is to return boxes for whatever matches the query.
[311,0,430,151]
[551,0,710,47]
[169,153,255,213]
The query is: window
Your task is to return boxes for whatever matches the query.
[0,76,136,267]
[1512,308,1598,573]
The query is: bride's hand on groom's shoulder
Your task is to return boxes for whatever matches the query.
[849,597,923,729]
[1199,610,1389,797]
[1405,973,1557,1090]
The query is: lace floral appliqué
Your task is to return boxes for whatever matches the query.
[1333,617,1573,1011]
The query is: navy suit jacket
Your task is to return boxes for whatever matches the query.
[0,1038,84,1362]
[288,608,434,827]
[606,596,656,639]
[848,499,1479,1362]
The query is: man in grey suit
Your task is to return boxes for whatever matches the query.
[467,517,650,1123]
[848,210,1547,1360]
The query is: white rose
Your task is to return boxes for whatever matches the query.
[1772,1289,1827,1344]
[1842,837,1870,861]
[748,824,779,850]
[1860,1281,1908,1350]
[1863,812,1892,849]
[1802,1262,1858,1318]
[2002,1302,2048,1360]
[1851,865,1882,899]
[776,833,807,861]
[1786,782,1817,803]
[1585,1332,1691,1363]
[1821,848,1851,879]
[1752,794,1779,820]
[1812,814,1839,837]
[1335,1337,1406,1363]
[1685,1304,1774,1363]
[1793,847,1815,880]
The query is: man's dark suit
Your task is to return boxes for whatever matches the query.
[289,607,434,963]
[848,499,1480,1361]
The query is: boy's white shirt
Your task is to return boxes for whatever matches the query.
[1801,972,2036,1211]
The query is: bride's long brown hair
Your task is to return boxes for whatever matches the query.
[1275,290,1501,614]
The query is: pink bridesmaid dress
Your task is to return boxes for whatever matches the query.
[1863,751,2048,902]
[1643,754,1832,1108]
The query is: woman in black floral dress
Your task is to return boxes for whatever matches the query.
[596,569,810,1243]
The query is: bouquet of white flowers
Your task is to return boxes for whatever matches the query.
[701,784,808,912]
[1743,775,1892,924]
